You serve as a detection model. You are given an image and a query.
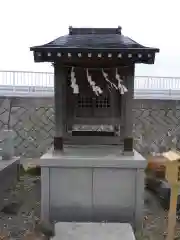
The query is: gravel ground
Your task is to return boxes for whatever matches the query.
[0,174,42,239]
[139,190,180,240]
[1,174,180,239]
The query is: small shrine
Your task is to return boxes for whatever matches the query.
[30,26,159,230]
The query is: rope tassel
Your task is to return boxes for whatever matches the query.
[70,67,79,94]
[101,69,118,90]
[86,69,102,96]
[70,67,127,95]
[115,68,128,94]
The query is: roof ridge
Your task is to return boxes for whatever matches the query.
[69,26,122,35]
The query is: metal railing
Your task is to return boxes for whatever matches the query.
[0,70,54,87]
[0,70,180,99]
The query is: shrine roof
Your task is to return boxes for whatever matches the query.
[31,27,158,51]
[30,26,159,64]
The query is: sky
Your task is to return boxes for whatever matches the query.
[0,0,179,77]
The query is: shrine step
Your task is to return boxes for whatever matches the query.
[51,222,136,240]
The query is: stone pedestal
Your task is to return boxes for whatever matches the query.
[39,145,146,230]
[51,222,136,240]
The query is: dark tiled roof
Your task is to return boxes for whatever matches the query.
[31,27,159,52]
[44,34,145,49]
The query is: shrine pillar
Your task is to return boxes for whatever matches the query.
[54,65,66,150]
[123,65,134,153]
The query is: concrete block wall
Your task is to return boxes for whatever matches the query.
[0,97,180,157]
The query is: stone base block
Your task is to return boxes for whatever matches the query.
[38,145,146,231]
[51,222,136,240]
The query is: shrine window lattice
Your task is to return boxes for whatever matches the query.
[77,96,110,108]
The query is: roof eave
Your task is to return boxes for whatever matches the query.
[30,46,159,53]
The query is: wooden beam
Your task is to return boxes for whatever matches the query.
[123,65,134,152]
[54,65,66,150]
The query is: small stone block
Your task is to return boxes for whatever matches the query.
[51,222,136,240]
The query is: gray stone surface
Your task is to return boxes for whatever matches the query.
[51,222,136,240]
[0,157,20,211]
[39,147,146,168]
[0,96,180,157]
[40,147,145,230]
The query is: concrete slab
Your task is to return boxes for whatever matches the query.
[51,222,136,240]
[39,146,146,169]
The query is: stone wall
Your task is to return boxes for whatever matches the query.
[0,96,180,158]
